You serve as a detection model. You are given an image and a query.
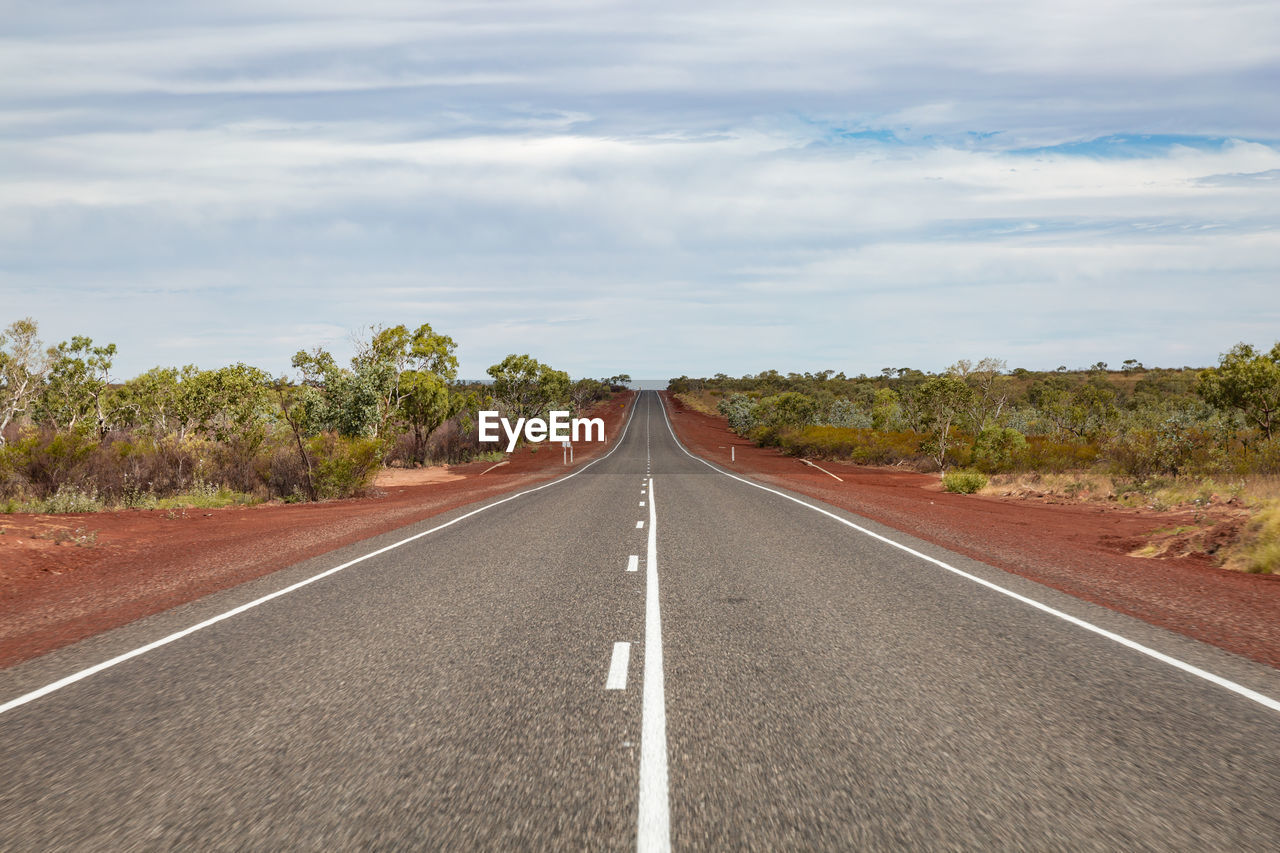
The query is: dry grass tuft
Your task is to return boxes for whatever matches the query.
[1222,501,1280,574]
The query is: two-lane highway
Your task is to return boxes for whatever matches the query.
[3,391,1280,849]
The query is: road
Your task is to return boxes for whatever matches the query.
[3,391,1280,850]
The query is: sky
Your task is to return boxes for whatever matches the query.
[3,0,1278,381]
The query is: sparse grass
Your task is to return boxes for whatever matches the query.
[1223,501,1280,574]
[36,526,98,547]
[1,480,258,514]
[982,471,1117,501]
[150,480,258,510]
[674,392,720,416]
[472,450,505,463]
[942,468,988,494]
[18,486,105,514]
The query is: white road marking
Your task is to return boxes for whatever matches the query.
[801,458,844,482]
[606,642,631,690]
[0,395,647,717]
[636,520,644,528]
[627,554,639,572]
[640,501,645,507]
[638,474,670,852]
[654,393,1280,716]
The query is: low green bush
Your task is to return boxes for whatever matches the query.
[971,427,1028,473]
[942,468,988,494]
[308,434,384,500]
[29,485,104,513]
[777,425,925,466]
[1021,436,1100,472]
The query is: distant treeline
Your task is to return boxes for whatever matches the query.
[0,317,627,510]
[668,345,1280,479]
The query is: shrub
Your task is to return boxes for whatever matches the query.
[3,429,98,498]
[1021,436,1100,472]
[1224,501,1280,574]
[308,434,383,500]
[942,468,988,494]
[777,425,926,466]
[35,485,104,513]
[971,427,1027,474]
[718,393,757,435]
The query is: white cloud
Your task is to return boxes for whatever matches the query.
[2,0,1278,377]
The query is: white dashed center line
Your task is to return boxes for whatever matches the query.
[606,642,631,690]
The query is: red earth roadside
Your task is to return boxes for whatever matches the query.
[661,392,1280,669]
[0,393,635,669]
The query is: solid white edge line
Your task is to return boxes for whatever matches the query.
[638,472,671,852]
[606,641,631,690]
[627,555,640,573]
[0,394,644,718]
[654,393,1280,715]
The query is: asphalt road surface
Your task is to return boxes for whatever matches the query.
[4,391,1280,850]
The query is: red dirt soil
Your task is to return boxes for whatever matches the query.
[662,392,1280,670]
[0,393,634,669]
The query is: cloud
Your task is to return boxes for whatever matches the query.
[2,1,1279,377]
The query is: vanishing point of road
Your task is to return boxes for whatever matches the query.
[3,391,1279,849]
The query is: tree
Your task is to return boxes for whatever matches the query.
[0,318,52,444]
[291,348,382,438]
[870,387,901,431]
[1036,379,1117,439]
[911,375,974,469]
[184,364,271,441]
[399,371,458,464]
[37,336,117,434]
[351,323,459,438]
[486,354,570,422]
[753,392,818,434]
[569,378,609,413]
[1199,342,1280,440]
[948,357,1009,433]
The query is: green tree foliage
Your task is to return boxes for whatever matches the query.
[290,348,383,438]
[0,318,52,444]
[37,336,117,434]
[486,354,571,421]
[971,426,1027,473]
[717,393,757,434]
[353,323,459,438]
[399,371,458,465]
[569,378,610,413]
[870,387,901,431]
[1030,377,1117,439]
[1198,342,1280,440]
[751,392,819,441]
[949,357,1010,432]
[908,375,974,469]
[185,364,272,442]
[2,316,568,507]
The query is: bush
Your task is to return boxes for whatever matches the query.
[1021,436,1100,472]
[2,429,98,498]
[971,427,1027,474]
[31,485,104,513]
[777,425,926,466]
[718,393,757,435]
[308,434,384,500]
[942,469,988,494]
[1224,501,1280,574]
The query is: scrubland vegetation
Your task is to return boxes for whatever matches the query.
[0,318,622,510]
[670,344,1280,572]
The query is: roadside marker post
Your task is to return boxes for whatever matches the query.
[731,446,735,463]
